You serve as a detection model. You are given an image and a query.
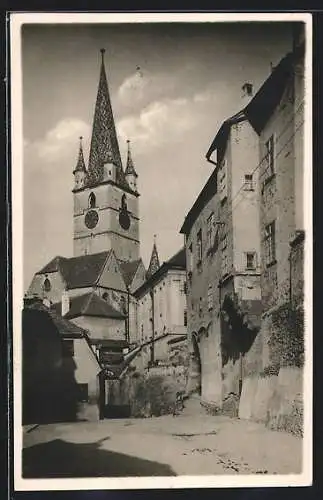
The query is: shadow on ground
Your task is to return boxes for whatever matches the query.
[22,438,176,478]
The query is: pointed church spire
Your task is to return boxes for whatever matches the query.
[87,49,125,187]
[125,139,138,177]
[147,235,160,279]
[73,136,86,174]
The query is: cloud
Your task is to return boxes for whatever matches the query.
[27,118,91,164]
[118,71,149,105]
[117,97,196,153]
[117,70,179,108]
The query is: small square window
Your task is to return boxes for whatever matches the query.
[184,310,187,326]
[197,230,203,264]
[246,251,256,270]
[244,174,254,191]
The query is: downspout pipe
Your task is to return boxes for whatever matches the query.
[127,286,130,344]
[150,289,155,365]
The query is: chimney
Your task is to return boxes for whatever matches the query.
[43,298,51,308]
[241,82,253,100]
[61,290,70,316]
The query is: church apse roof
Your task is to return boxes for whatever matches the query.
[36,251,112,289]
[53,292,126,320]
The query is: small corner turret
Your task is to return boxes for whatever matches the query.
[125,139,138,192]
[73,136,87,190]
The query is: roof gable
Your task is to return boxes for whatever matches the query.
[97,251,127,292]
[129,259,146,293]
[119,259,141,288]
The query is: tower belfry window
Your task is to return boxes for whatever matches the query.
[89,192,96,209]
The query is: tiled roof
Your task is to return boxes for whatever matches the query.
[86,50,131,193]
[73,136,87,174]
[167,247,186,268]
[146,240,160,280]
[124,140,138,178]
[36,251,110,289]
[119,259,142,287]
[53,292,126,320]
[24,300,87,339]
[134,247,186,297]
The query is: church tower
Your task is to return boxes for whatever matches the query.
[73,49,140,262]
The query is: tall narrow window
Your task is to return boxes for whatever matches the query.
[207,284,213,311]
[207,213,215,249]
[264,135,275,180]
[188,244,193,271]
[245,251,256,270]
[221,233,229,276]
[264,221,276,266]
[184,309,187,326]
[88,192,96,208]
[197,229,202,264]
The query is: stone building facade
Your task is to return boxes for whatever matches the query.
[238,39,305,435]
[181,31,305,431]
[133,245,188,373]
[181,97,262,411]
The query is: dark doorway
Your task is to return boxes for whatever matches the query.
[191,333,202,395]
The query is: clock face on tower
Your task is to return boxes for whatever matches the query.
[119,194,131,230]
[85,209,99,229]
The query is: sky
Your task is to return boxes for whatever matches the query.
[22,21,294,290]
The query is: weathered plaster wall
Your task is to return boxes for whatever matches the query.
[27,271,66,305]
[71,315,126,341]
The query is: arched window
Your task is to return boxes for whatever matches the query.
[43,278,51,292]
[120,296,127,314]
[121,194,127,210]
[88,192,96,209]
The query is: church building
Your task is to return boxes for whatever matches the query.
[27,49,146,375]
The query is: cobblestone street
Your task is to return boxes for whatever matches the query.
[22,414,302,478]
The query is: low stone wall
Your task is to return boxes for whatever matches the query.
[239,366,303,436]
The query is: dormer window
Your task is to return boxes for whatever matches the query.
[88,192,96,209]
